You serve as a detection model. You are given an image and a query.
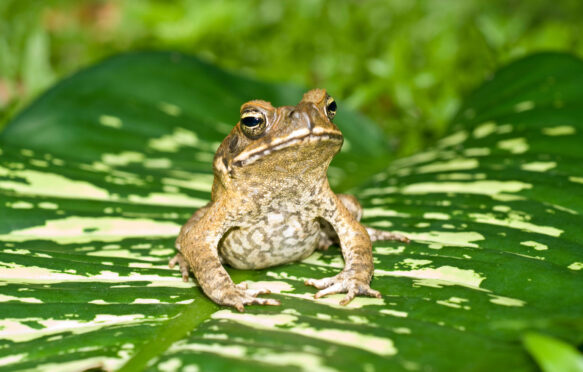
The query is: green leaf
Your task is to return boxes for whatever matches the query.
[523,333,583,372]
[1,51,582,371]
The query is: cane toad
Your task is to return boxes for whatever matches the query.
[170,89,408,311]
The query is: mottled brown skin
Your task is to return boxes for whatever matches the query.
[170,89,408,312]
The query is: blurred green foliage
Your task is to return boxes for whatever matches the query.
[1,0,582,156]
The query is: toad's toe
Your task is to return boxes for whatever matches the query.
[305,277,334,289]
[169,253,191,282]
[314,283,344,298]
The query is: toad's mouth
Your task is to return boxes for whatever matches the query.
[232,128,343,167]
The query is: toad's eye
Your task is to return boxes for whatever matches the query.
[240,110,267,138]
[325,96,337,121]
[241,116,262,127]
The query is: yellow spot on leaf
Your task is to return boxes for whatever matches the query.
[245,280,294,293]
[162,173,215,192]
[102,151,144,166]
[403,180,531,196]
[212,310,295,327]
[1,216,180,243]
[0,354,27,368]
[0,314,147,343]
[417,158,478,174]
[404,231,485,248]
[391,150,440,168]
[521,162,556,172]
[402,259,432,269]
[464,147,491,157]
[148,128,201,152]
[473,122,497,138]
[0,166,110,200]
[38,202,58,209]
[423,212,450,220]
[542,126,576,136]
[285,292,385,309]
[380,309,408,318]
[158,358,182,372]
[213,310,397,356]
[493,205,511,212]
[364,207,409,218]
[127,192,207,208]
[438,131,468,148]
[514,101,535,112]
[489,294,526,307]
[470,213,563,237]
[497,137,528,154]
[99,115,122,128]
[132,299,162,304]
[348,315,369,324]
[376,266,486,289]
[8,201,34,209]
[375,246,406,255]
[158,102,182,116]
[0,294,43,303]
[520,241,548,251]
[436,297,470,310]
[144,158,172,169]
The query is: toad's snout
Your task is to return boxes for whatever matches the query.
[290,103,326,132]
[288,108,315,130]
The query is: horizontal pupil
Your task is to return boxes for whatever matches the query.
[241,116,263,127]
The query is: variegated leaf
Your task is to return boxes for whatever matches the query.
[1,52,582,372]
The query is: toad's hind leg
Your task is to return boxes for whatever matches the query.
[169,203,211,282]
[318,194,408,250]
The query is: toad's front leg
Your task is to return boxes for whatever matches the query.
[306,191,381,305]
[177,200,280,312]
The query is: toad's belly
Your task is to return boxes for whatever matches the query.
[219,214,320,270]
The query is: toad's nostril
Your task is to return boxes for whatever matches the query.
[289,107,314,130]
[304,112,314,130]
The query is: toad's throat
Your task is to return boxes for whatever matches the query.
[232,130,343,167]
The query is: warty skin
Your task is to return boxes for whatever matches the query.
[170,89,408,311]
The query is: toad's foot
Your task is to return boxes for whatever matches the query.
[216,283,280,312]
[169,253,190,282]
[305,273,382,306]
[317,233,336,251]
[366,227,410,243]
